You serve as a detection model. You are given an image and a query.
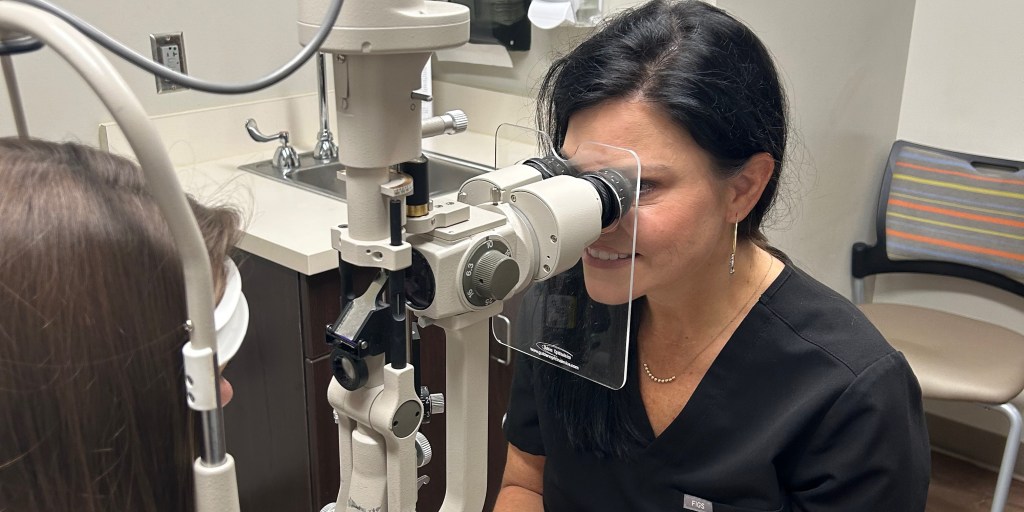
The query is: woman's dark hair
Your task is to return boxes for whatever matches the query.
[0,138,241,510]
[539,0,787,244]
[534,0,789,458]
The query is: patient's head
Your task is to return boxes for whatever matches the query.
[0,138,241,511]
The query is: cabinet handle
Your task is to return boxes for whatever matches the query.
[490,314,512,366]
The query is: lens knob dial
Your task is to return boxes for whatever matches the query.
[461,238,517,307]
[471,250,519,301]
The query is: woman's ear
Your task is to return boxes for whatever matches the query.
[728,152,774,220]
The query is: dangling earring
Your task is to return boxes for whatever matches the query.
[729,221,738,275]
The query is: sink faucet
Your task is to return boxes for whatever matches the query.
[244,118,301,175]
[312,52,339,163]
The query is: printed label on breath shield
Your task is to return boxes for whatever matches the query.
[683,494,712,512]
[529,342,580,370]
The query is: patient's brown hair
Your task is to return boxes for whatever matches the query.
[0,138,241,511]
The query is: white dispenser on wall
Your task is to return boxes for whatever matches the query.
[528,0,603,29]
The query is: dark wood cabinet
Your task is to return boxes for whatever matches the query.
[223,251,513,512]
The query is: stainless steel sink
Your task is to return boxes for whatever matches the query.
[238,150,490,202]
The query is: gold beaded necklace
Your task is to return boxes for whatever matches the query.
[642,259,774,384]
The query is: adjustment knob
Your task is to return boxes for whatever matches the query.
[462,238,516,307]
[415,432,433,467]
[428,392,445,416]
[419,386,444,423]
[471,250,519,301]
[447,109,469,134]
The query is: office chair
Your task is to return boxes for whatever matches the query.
[851,140,1024,512]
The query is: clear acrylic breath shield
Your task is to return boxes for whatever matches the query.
[493,124,641,390]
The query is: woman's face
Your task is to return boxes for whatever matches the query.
[564,99,734,305]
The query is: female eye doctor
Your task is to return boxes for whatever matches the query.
[496,1,931,511]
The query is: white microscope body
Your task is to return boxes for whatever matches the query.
[295,2,470,511]
[296,0,469,270]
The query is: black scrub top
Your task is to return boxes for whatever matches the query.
[503,264,930,512]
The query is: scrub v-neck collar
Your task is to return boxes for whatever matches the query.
[626,264,793,450]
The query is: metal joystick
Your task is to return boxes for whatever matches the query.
[244,118,301,174]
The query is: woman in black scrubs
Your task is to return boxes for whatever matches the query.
[495,1,930,510]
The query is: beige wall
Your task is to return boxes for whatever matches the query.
[898,0,1024,162]
[0,0,317,143]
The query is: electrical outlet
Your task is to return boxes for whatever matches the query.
[149,32,188,94]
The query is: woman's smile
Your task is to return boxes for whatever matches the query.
[583,246,634,269]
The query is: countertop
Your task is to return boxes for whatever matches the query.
[174,131,497,276]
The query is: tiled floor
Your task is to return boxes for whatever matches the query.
[928,451,1024,512]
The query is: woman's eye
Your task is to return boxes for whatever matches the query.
[638,180,656,196]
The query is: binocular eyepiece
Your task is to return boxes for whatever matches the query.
[522,156,634,230]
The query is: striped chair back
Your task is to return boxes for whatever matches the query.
[882,141,1024,284]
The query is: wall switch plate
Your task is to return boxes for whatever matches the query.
[149,32,188,94]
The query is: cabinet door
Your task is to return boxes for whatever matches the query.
[226,253,312,512]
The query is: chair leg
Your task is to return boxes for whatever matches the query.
[851,277,865,305]
[983,402,1022,512]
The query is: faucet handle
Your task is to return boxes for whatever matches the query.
[245,118,290,144]
[244,118,300,173]
[275,145,301,175]
[312,129,339,162]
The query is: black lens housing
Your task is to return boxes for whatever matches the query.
[523,155,572,179]
[579,168,633,229]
